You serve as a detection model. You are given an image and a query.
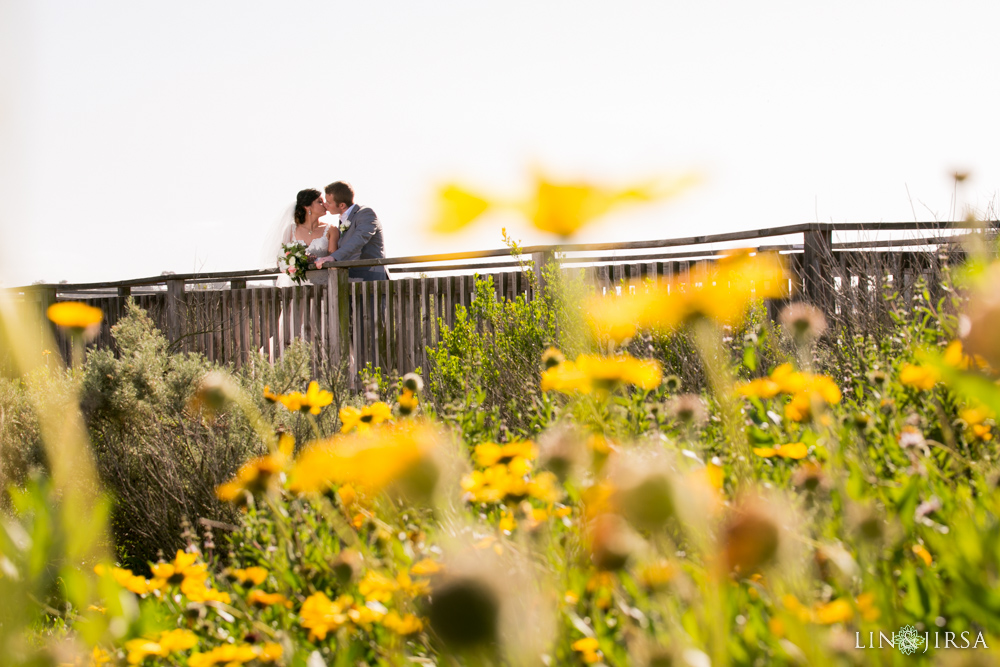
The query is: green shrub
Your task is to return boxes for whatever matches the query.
[427,272,559,441]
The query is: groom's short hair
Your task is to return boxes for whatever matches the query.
[325,181,354,206]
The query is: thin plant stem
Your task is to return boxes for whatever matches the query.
[691,318,754,488]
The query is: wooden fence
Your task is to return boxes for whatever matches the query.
[7,222,994,389]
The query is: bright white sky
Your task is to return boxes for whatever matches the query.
[2,1,998,286]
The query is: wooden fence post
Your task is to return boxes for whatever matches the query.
[802,225,833,313]
[166,279,186,344]
[532,250,556,296]
[326,267,350,371]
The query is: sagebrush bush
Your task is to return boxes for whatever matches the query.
[0,376,44,505]
[0,299,348,572]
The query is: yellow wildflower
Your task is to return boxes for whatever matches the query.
[398,389,419,415]
[359,570,399,603]
[584,288,664,343]
[289,422,435,495]
[972,424,993,441]
[94,564,155,595]
[540,358,592,393]
[571,636,602,664]
[638,561,675,590]
[585,250,791,341]
[46,301,103,329]
[753,443,808,459]
[579,354,662,391]
[262,386,280,403]
[429,183,492,234]
[150,550,204,587]
[339,401,393,433]
[397,571,431,597]
[524,172,699,237]
[188,643,281,667]
[411,559,442,576]
[474,440,537,467]
[738,377,781,400]
[587,434,615,455]
[704,461,725,489]
[527,470,560,503]
[781,594,813,623]
[856,592,881,621]
[90,646,112,666]
[338,483,358,507]
[809,375,842,404]
[231,566,267,586]
[814,598,854,625]
[215,439,291,503]
[900,363,940,390]
[783,393,813,422]
[912,544,933,567]
[299,592,350,640]
[961,405,992,425]
[247,590,292,608]
[659,251,789,328]
[302,380,334,413]
[181,577,232,604]
[499,510,517,533]
[474,442,503,467]
[124,629,197,665]
[770,363,808,394]
[347,603,384,628]
[275,381,333,414]
[542,346,566,368]
[383,611,424,635]
[429,172,697,237]
[542,353,662,394]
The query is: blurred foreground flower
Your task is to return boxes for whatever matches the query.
[585,250,788,342]
[216,434,295,504]
[428,574,501,649]
[47,301,103,331]
[190,371,239,419]
[962,261,1000,368]
[289,421,440,499]
[778,302,827,344]
[430,171,700,237]
[541,352,662,394]
[722,502,781,574]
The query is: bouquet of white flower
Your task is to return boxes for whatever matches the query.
[279,244,311,285]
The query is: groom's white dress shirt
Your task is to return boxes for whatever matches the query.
[340,204,356,224]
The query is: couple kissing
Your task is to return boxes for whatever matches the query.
[278,181,387,283]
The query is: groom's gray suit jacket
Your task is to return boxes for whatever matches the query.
[329,204,388,281]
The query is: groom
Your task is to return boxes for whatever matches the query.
[315,181,389,281]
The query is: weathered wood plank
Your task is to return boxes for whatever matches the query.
[406,279,416,374]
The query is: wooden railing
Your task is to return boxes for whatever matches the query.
[7,222,994,388]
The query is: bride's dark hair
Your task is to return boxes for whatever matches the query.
[294,189,322,225]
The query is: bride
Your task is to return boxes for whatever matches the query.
[272,189,340,286]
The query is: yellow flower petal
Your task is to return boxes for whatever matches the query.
[47,301,103,329]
